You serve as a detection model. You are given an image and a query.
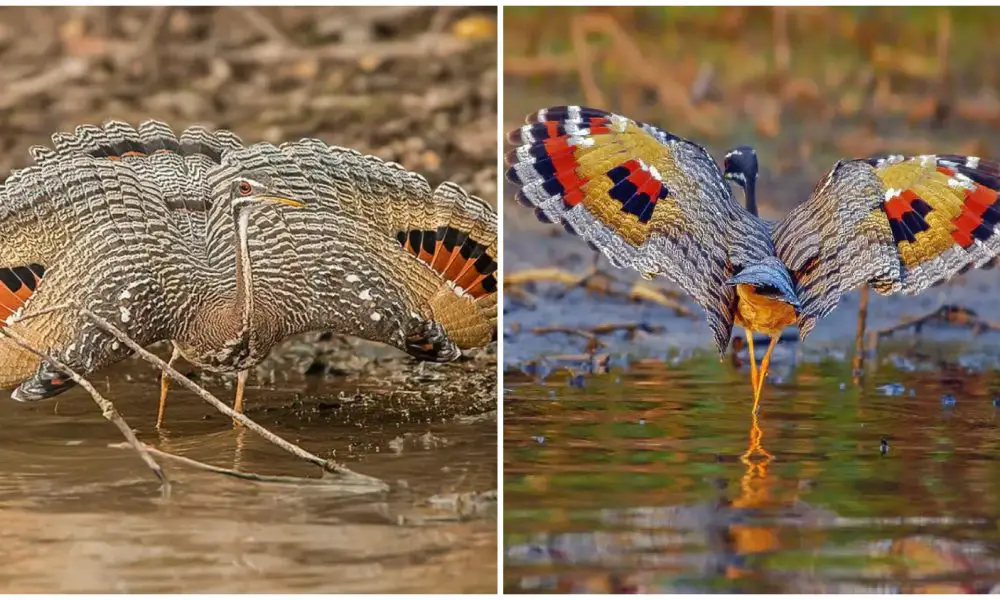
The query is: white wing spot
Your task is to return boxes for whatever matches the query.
[346,274,360,283]
[884,188,902,202]
[359,288,372,301]
[966,156,980,169]
[119,306,131,323]
[370,311,382,322]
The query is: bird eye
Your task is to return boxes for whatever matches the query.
[237,181,252,196]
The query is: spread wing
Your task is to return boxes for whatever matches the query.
[774,154,1000,337]
[505,106,772,352]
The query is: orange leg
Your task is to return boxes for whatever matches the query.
[233,370,248,426]
[745,328,759,395]
[752,336,780,413]
[155,346,181,430]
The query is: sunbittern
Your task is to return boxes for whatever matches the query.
[0,120,497,425]
[505,105,1000,409]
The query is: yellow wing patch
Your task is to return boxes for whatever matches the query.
[876,158,977,269]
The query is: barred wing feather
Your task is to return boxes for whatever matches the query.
[505,106,772,352]
[774,154,1000,338]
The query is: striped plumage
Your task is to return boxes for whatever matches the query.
[506,105,1000,404]
[0,120,497,411]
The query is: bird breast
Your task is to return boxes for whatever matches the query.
[733,283,799,335]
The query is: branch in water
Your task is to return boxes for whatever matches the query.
[0,327,170,493]
[109,442,386,494]
[8,302,388,493]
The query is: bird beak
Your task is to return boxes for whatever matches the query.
[260,195,305,208]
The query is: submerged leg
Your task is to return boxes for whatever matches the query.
[752,336,780,412]
[745,328,759,395]
[155,345,181,429]
[232,370,248,425]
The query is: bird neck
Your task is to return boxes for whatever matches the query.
[233,206,255,336]
[744,177,758,216]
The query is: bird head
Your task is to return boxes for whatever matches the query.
[725,258,801,313]
[722,146,758,189]
[230,172,305,211]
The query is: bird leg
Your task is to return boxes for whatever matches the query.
[752,336,780,412]
[232,370,248,426]
[744,328,759,394]
[155,345,181,429]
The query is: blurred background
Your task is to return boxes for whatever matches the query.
[506,7,1000,215]
[503,7,1000,594]
[0,6,497,593]
[0,6,497,197]
[503,5,1000,361]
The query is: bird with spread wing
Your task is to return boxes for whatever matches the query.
[506,105,1000,409]
[0,120,497,425]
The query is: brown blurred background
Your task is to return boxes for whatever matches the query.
[0,6,497,204]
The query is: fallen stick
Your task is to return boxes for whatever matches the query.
[873,304,1000,339]
[109,442,385,493]
[0,328,170,493]
[11,303,387,493]
[504,266,694,316]
[74,305,387,491]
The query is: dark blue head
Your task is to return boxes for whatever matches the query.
[723,146,759,216]
[726,257,800,312]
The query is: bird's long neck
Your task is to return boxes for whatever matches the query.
[233,206,254,335]
[744,177,758,217]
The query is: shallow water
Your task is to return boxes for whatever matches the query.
[0,362,496,593]
[504,357,1000,593]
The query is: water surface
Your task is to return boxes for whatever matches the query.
[504,357,1000,593]
[0,360,496,593]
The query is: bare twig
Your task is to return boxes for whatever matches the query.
[0,328,170,492]
[569,14,608,108]
[533,322,663,338]
[71,305,387,491]
[566,13,718,136]
[110,442,386,493]
[870,304,1000,351]
[172,33,471,65]
[11,302,387,492]
[239,7,296,47]
[504,266,694,316]
[0,59,89,110]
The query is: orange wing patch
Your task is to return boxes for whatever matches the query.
[0,265,45,323]
[874,156,1000,269]
[397,227,496,299]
